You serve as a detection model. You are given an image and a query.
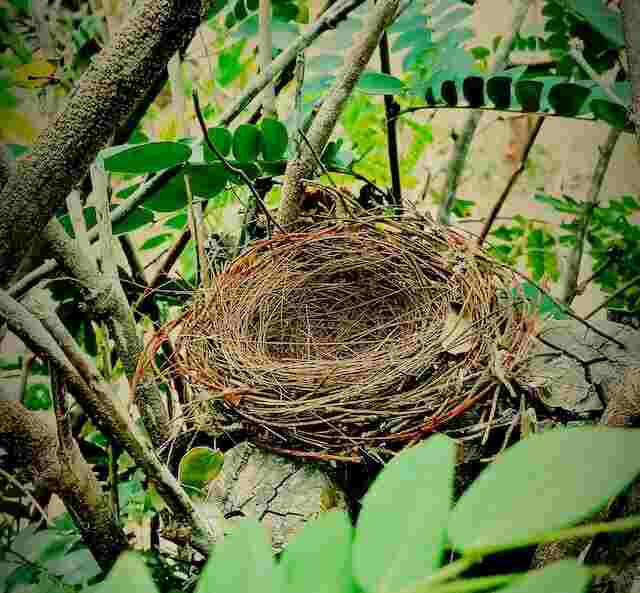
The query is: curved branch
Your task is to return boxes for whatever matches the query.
[0,400,128,570]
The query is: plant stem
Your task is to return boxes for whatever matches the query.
[437,0,531,225]
[477,117,544,246]
[560,126,621,305]
[585,273,640,320]
[465,514,640,558]
[379,29,402,209]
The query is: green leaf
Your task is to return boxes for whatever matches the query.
[392,29,432,52]
[515,80,544,112]
[142,172,188,212]
[103,142,191,174]
[590,99,630,131]
[280,512,354,593]
[164,211,188,230]
[187,163,230,198]
[563,0,624,47]
[526,228,546,281]
[203,127,233,161]
[357,72,404,96]
[232,123,262,162]
[499,559,590,593]
[260,118,288,161]
[196,521,278,593]
[112,207,155,235]
[46,549,101,585]
[448,427,640,554]
[141,233,173,251]
[178,447,224,495]
[97,552,158,592]
[548,82,590,117]
[353,435,455,593]
[23,383,51,410]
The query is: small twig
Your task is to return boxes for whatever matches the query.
[560,126,621,305]
[0,468,52,527]
[568,39,629,109]
[585,273,640,320]
[576,255,615,294]
[477,117,544,245]
[378,29,402,209]
[192,90,284,234]
[501,264,627,349]
[298,128,337,187]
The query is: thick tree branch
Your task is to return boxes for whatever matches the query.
[1,289,216,545]
[0,0,208,286]
[0,399,128,570]
[278,0,400,226]
[41,218,171,449]
[560,127,621,305]
[437,0,531,225]
[621,0,640,146]
[0,144,15,191]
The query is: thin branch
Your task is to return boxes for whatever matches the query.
[278,0,400,226]
[8,166,183,300]
[585,273,640,320]
[378,30,402,209]
[560,126,621,305]
[477,117,545,246]
[213,0,366,128]
[437,0,532,224]
[193,90,284,233]
[259,0,276,119]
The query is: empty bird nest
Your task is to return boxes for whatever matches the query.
[150,215,539,462]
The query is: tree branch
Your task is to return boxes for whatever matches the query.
[437,0,531,225]
[0,0,208,286]
[0,399,128,571]
[278,0,400,226]
[560,126,621,305]
[477,117,545,246]
[3,287,216,545]
[621,0,640,146]
[378,30,402,209]
[41,218,171,449]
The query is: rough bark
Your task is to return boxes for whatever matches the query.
[0,144,14,192]
[1,289,215,544]
[41,218,171,448]
[0,401,128,570]
[621,0,640,147]
[278,0,400,227]
[0,0,207,286]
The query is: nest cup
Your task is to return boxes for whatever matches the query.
[173,216,534,461]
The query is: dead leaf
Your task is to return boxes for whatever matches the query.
[440,306,474,355]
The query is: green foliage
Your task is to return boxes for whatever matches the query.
[22,383,52,410]
[178,447,224,496]
[70,428,640,593]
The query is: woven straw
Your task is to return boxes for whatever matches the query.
[164,215,535,461]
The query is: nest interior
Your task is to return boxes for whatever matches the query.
[173,217,535,460]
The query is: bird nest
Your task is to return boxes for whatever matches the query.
[162,216,537,462]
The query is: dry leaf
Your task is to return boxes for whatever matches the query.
[13,52,56,89]
[440,306,473,355]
